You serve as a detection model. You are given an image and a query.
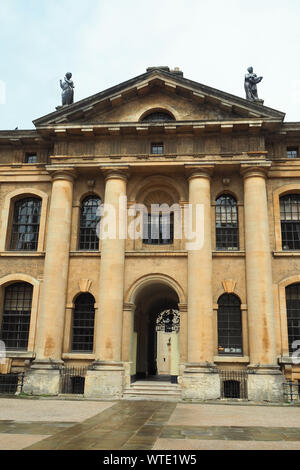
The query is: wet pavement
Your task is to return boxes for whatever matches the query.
[0,399,300,450]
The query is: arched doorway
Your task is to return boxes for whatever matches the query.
[132,282,180,383]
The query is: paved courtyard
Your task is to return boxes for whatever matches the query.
[0,398,300,450]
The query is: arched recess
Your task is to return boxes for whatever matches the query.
[128,175,187,203]
[278,274,300,356]
[273,184,300,251]
[126,273,186,305]
[139,106,179,122]
[0,188,49,252]
[71,192,103,252]
[0,273,40,354]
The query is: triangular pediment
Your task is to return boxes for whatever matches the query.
[33,68,285,128]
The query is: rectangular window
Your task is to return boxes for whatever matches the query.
[287,147,299,159]
[25,153,37,164]
[151,143,164,155]
[143,213,174,245]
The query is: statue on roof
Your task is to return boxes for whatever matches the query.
[244,67,263,102]
[60,72,74,106]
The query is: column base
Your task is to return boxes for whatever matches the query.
[84,361,125,399]
[23,360,64,396]
[181,363,220,400]
[247,366,285,402]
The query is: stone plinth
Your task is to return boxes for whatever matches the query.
[23,361,63,396]
[247,367,285,402]
[84,362,125,399]
[181,364,220,400]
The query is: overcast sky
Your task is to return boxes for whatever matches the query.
[1,0,300,129]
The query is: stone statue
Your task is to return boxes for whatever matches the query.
[244,67,263,102]
[60,72,74,106]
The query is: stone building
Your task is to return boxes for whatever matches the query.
[0,66,299,402]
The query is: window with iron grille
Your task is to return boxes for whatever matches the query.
[79,196,101,251]
[72,294,95,353]
[286,284,300,355]
[142,112,174,122]
[218,294,243,355]
[287,147,299,159]
[143,212,174,245]
[280,194,300,250]
[1,283,32,351]
[10,198,41,251]
[216,195,239,251]
[151,143,164,155]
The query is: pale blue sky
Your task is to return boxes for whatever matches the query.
[1,0,300,129]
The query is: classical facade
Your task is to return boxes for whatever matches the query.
[0,66,300,401]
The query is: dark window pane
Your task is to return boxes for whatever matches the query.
[25,153,37,164]
[10,198,41,251]
[217,294,243,355]
[286,284,300,355]
[287,147,299,159]
[151,143,164,155]
[72,294,95,353]
[216,195,239,251]
[143,213,174,245]
[280,194,300,250]
[1,283,32,351]
[79,196,101,251]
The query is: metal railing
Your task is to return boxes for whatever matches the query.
[0,372,24,395]
[59,367,88,395]
[219,369,248,399]
[283,381,300,403]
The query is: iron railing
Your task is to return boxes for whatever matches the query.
[283,381,300,403]
[0,372,24,395]
[60,367,88,395]
[219,369,248,399]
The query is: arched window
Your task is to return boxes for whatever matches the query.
[72,294,95,353]
[216,195,239,251]
[1,283,33,351]
[218,294,243,355]
[280,194,300,250]
[142,111,175,122]
[10,198,41,251]
[286,284,300,354]
[79,196,101,251]
[143,210,174,245]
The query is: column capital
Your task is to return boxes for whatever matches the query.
[46,166,77,183]
[99,165,130,182]
[240,163,271,180]
[185,164,215,182]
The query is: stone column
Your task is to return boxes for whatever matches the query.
[85,168,129,399]
[181,166,220,400]
[242,165,284,401]
[24,168,76,396]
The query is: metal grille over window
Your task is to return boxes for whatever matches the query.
[72,294,95,353]
[216,195,239,251]
[217,294,243,355]
[219,369,248,399]
[10,198,41,251]
[1,283,33,351]
[156,309,180,333]
[286,284,300,355]
[280,194,300,250]
[60,367,87,395]
[143,212,174,245]
[79,196,101,251]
